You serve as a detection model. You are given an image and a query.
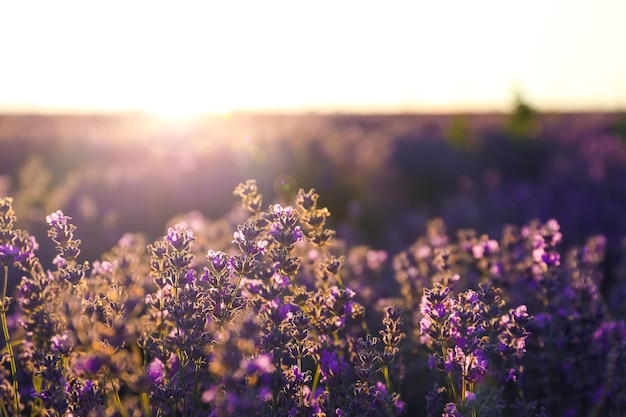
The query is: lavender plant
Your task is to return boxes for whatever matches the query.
[1,179,626,416]
[0,197,22,415]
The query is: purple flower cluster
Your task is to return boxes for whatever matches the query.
[420,282,530,415]
[0,183,410,416]
[390,215,626,416]
[1,180,626,416]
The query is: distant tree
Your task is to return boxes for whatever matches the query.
[506,93,541,138]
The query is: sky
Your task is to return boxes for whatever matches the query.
[1,0,626,115]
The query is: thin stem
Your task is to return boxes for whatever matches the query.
[447,371,458,403]
[141,392,152,417]
[1,265,7,308]
[177,348,186,415]
[383,365,392,392]
[227,271,245,311]
[133,342,152,417]
[461,376,466,409]
[106,368,129,417]
[159,290,166,343]
[439,344,457,402]
[470,381,477,417]
[1,264,20,414]
[31,373,43,417]
[310,363,321,404]
[215,270,245,331]
[297,356,304,413]
[173,267,185,415]
[191,360,201,417]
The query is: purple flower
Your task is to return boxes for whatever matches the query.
[91,260,114,275]
[206,250,230,273]
[443,402,464,417]
[184,268,196,283]
[270,204,294,218]
[52,254,67,269]
[320,350,342,378]
[465,349,488,382]
[472,244,485,259]
[286,364,310,385]
[233,225,267,256]
[13,234,39,269]
[147,357,165,385]
[292,226,305,242]
[59,263,88,285]
[506,368,517,382]
[511,305,530,325]
[0,243,18,265]
[165,227,195,252]
[46,210,71,227]
[465,390,476,402]
[541,252,561,266]
[296,188,319,211]
[117,232,136,248]
[428,354,437,369]
[79,379,97,402]
[75,354,107,374]
[267,205,304,247]
[51,331,74,355]
[443,347,460,373]
[244,354,276,375]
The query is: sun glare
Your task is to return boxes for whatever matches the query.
[138,100,230,121]
[2,1,626,113]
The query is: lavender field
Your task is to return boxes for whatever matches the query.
[1,110,626,416]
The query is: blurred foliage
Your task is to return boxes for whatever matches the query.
[1,110,626,292]
[506,94,542,139]
[608,110,626,143]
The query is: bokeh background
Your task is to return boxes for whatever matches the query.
[2,1,626,295]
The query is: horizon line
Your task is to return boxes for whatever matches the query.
[1,103,626,117]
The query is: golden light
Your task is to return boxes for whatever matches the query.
[1,1,626,114]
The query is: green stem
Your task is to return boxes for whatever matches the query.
[461,376,466,409]
[439,344,457,402]
[310,363,321,403]
[106,368,129,417]
[227,271,245,311]
[173,267,185,415]
[141,392,152,417]
[1,264,19,414]
[191,360,201,417]
[447,371,458,403]
[134,342,152,417]
[383,365,392,392]
[31,373,43,417]
[214,270,245,332]
[177,348,186,415]
[159,291,166,343]
[297,357,304,414]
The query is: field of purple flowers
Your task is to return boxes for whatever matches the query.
[1,109,626,416]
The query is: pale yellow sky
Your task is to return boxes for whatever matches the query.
[1,0,625,115]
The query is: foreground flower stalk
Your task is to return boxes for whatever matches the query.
[0,179,625,415]
[0,197,21,415]
[1,263,19,416]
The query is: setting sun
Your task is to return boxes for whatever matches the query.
[2,0,626,114]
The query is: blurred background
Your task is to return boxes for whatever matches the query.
[1,1,626,290]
